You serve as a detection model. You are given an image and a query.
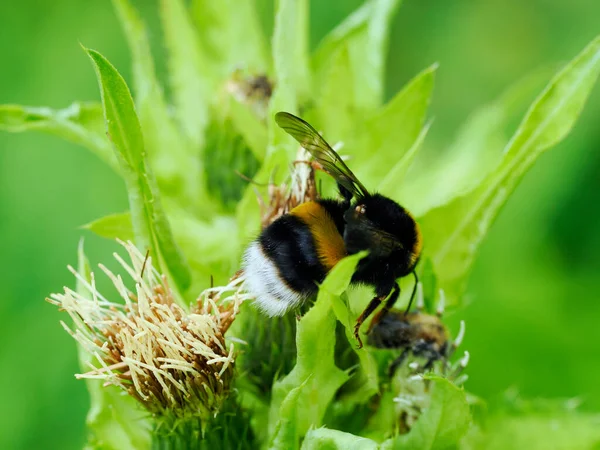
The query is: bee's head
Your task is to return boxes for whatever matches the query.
[343,194,419,259]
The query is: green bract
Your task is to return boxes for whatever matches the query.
[1,0,599,448]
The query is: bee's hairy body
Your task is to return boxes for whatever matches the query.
[367,310,448,375]
[368,311,448,351]
[244,111,424,346]
[243,195,422,316]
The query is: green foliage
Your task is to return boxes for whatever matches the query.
[85,47,192,296]
[419,36,600,307]
[161,0,214,148]
[0,102,118,171]
[302,428,379,450]
[82,212,134,241]
[381,376,471,450]
[2,0,599,448]
[269,0,306,150]
[357,63,436,183]
[234,304,297,398]
[313,0,402,112]
[204,117,261,210]
[462,396,600,450]
[190,0,269,77]
[268,254,365,448]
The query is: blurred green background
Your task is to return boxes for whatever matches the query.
[0,0,598,448]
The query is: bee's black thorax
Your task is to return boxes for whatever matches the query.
[254,192,421,303]
[342,194,421,295]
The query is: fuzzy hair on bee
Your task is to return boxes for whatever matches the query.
[367,286,466,377]
[242,112,423,347]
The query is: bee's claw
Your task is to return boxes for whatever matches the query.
[354,326,364,349]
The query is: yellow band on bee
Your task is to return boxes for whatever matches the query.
[290,202,347,270]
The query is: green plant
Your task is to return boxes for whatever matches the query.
[1,0,599,448]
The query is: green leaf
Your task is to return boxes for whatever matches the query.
[113,0,207,210]
[167,210,242,294]
[420,35,600,307]
[312,44,355,144]
[301,428,379,450]
[378,120,432,197]
[268,254,370,445]
[272,0,310,103]
[313,0,402,112]
[75,240,151,450]
[203,117,261,211]
[160,0,214,149]
[269,381,307,450]
[382,376,471,450]
[191,0,269,75]
[227,96,268,161]
[83,207,241,296]
[236,146,290,242]
[85,47,191,294]
[400,67,552,216]
[233,304,297,400]
[268,0,310,158]
[462,412,600,450]
[82,212,134,241]
[419,258,438,314]
[0,102,118,171]
[327,253,379,407]
[357,63,436,184]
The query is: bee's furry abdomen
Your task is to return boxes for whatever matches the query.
[242,215,327,316]
[367,312,413,349]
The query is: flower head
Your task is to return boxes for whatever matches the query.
[48,240,246,423]
[257,147,319,228]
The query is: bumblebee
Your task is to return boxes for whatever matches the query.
[368,310,448,375]
[242,112,422,347]
[367,287,466,376]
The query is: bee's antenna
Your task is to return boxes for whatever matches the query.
[404,270,419,315]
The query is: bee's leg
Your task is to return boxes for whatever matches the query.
[354,294,386,349]
[422,354,440,372]
[388,349,410,377]
[367,283,401,333]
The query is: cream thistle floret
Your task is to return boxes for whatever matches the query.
[47,240,249,423]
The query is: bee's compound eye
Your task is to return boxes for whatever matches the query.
[355,205,366,214]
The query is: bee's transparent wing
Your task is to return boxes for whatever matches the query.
[275,111,370,199]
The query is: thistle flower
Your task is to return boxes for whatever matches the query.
[47,240,246,426]
[391,288,470,432]
[256,147,322,228]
